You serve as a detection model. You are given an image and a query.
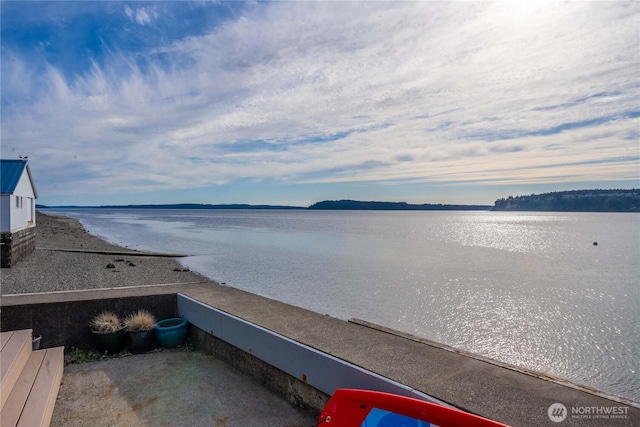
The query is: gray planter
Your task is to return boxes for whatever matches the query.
[127,329,156,354]
[92,328,126,354]
[32,334,41,350]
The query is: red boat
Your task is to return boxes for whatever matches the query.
[318,389,510,427]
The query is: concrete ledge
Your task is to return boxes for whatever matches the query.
[0,282,208,306]
[36,248,188,257]
[350,318,635,407]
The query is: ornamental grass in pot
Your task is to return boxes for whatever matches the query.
[124,309,156,354]
[90,311,125,354]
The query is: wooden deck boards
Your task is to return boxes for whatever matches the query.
[0,329,64,427]
[1,330,32,410]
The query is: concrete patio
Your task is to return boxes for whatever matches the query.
[52,349,316,427]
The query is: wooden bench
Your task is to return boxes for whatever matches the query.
[1,329,64,427]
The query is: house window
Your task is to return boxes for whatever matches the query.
[16,197,19,208]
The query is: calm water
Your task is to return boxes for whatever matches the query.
[49,208,640,402]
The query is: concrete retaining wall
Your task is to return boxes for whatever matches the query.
[1,226,36,268]
[190,325,329,415]
[0,290,178,350]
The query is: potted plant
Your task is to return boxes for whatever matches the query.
[155,317,188,348]
[90,311,125,354]
[124,309,156,354]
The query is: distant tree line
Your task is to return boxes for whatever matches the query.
[308,200,491,210]
[492,189,640,212]
[38,190,640,212]
[40,203,304,210]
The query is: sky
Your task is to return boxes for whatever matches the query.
[1,1,639,207]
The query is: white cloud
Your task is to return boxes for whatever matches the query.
[2,1,639,203]
[124,5,157,26]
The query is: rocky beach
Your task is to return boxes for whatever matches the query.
[1,211,214,294]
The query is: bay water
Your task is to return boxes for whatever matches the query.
[49,208,639,402]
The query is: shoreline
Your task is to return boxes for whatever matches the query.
[0,211,217,295]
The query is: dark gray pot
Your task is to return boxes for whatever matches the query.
[92,328,125,354]
[127,329,155,354]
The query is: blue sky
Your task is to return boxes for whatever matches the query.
[2,1,639,206]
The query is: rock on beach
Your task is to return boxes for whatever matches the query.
[0,211,214,295]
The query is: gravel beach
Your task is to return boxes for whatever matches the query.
[0,212,214,294]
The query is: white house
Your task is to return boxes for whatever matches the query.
[1,159,38,267]
[1,159,38,233]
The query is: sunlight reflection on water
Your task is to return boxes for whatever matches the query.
[52,209,640,402]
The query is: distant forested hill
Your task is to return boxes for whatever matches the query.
[308,200,491,210]
[492,189,640,212]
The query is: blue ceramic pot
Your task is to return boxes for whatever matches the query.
[155,318,188,348]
